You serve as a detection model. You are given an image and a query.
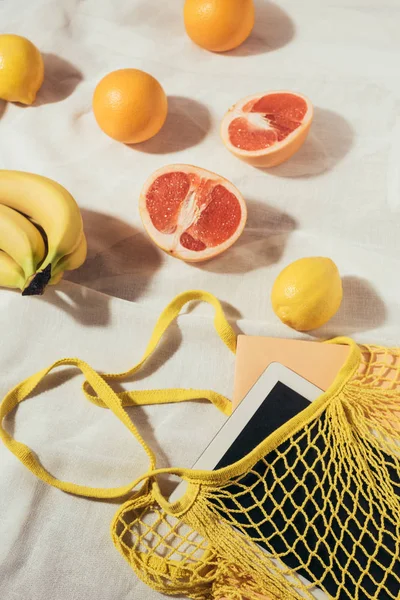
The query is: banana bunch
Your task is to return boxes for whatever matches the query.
[0,170,87,295]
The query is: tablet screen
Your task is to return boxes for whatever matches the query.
[215,381,310,469]
[211,391,399,600]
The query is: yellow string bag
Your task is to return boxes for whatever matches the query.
[1,290,399,600]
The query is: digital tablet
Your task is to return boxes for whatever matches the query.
[180,362,322,475]
[169,362,327,599]
[170,360,398,600]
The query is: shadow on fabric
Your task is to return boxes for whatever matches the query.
[315,276,387,336]
[0,100,7,119]
[32,53,83,106]
[108,298,242,388]
[225,0,296,57]
[43,282,111,327]
[124,403,172,469]
[128,96,212,154]
[66,208,163,303]
[111,320,183,388]
[197,199,297,274]
[262,107,354,178]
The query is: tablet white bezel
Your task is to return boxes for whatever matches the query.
[189,362,322,472]
[170,362,322,502]
[169,362,327,598]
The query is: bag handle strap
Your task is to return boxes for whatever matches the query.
[82,289,236,412]
[0,290,236,499]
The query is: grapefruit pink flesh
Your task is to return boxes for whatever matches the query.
[228,93,308,151]
[142,168,246,261]
[178,183,242,251]
[145,172,190,235]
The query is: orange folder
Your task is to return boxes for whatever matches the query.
[233,336,350,409]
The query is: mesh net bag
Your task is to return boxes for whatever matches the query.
[1,291,399,600]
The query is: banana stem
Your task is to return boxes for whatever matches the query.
[22,264,52,296]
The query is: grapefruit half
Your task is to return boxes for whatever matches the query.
[139,165,247,262]
[221,91,313,168]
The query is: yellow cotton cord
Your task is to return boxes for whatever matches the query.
[82,289,236,414]
[1,290,399,600]
[110,340,400,600]
[0,357,158,498]
[0,290,235,498]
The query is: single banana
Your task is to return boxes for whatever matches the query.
[0,251,26,290]
[0,204,45,280]
[48,235,87,286]
[49,271,64,286]
[0,170,83,293]
[51,233,87,277]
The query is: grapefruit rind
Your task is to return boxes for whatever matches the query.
[139,164,247,262]
[221,91,314,168]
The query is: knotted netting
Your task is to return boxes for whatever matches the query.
[112,342,400,600]
[1,290,399,600]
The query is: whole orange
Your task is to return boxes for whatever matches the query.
[184,0,254,52]
[92,69,168,144]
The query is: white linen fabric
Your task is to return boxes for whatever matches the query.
[0,1,399,598]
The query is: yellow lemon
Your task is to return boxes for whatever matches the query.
[0,34,44,105]
[271,257,343,331]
